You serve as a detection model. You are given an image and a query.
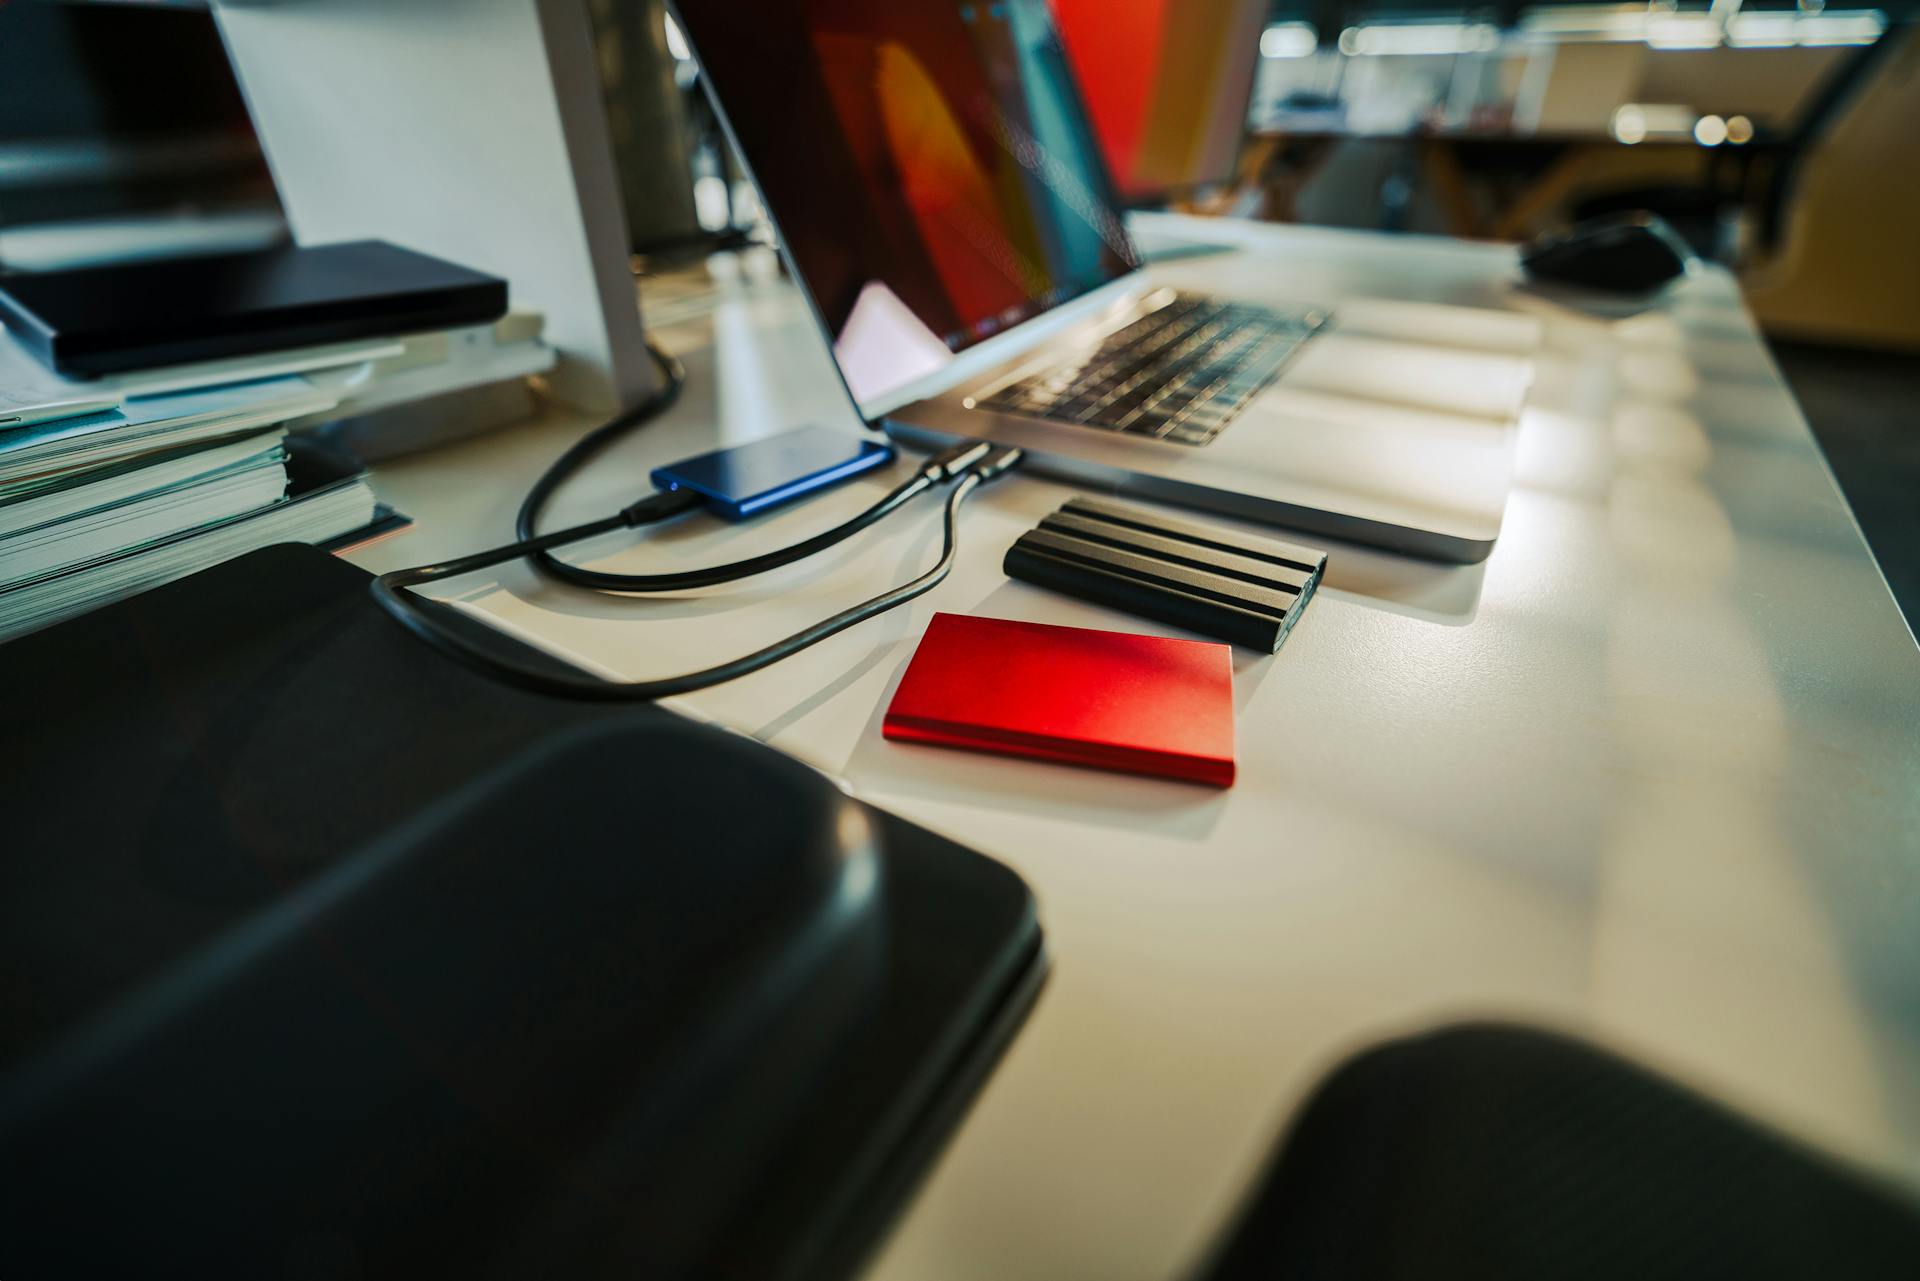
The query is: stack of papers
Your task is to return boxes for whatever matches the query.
[0,434,285,537]
[0,376,332,482]
[0,438,380,643]
[0,433,290,586]
[0,330,396,642]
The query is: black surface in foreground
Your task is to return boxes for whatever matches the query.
[0,543,1043,1281]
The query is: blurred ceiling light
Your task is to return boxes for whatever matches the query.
[1726,10,1886,45]
[1260,22,1319,58]
[1259,23,1318,59]
[1522,5,1681,42]
[1646,13,1723,48]
[1519,3,1884,48]
[1613,103,1698,143]
[662,11,692,61]
[1693,114,1728,145]
[1338,21,1502,56]
[1724,114,1754,144]
[693,174,730,230]
[1726,14,1800,45]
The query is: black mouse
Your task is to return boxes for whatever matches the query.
[1521,213,1693,293]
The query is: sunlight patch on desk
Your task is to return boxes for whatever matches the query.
[1616,346,1702,403]
[1609,473,1738,582]
[1511,403,1615,500]
[1611,401,1712,474]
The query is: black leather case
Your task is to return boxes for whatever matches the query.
[0,544,1045,1280]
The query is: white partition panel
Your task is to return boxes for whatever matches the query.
[215,0,658,413]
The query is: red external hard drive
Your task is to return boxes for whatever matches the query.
[882,613,1235,786]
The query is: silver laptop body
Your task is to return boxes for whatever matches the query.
[671,0,1532,562]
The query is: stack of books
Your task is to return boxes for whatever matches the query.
[0,347,400,643]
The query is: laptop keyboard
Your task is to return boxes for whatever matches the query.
[976,294,1328,446]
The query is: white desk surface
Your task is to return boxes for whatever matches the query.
[352,217,1920,1280]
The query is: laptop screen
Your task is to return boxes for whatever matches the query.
[674,0,1139,416]
[1052,0,1267,205]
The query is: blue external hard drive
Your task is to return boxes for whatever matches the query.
[650,426,895,521]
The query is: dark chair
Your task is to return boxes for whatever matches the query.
[1202,1023,1920,1281]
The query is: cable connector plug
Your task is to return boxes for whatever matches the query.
[620,486,705,527]
[969,446,1025,484]
[920,439,993,484]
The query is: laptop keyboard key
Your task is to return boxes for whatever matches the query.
[971,293,1324,443]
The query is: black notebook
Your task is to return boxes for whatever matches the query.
[0,240,507,377]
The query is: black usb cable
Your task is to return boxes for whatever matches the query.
[505,341,994,592]
[372,332,1028,698]
[520,455,968,592]
[521,438,995,593]
[370,445,1022,700]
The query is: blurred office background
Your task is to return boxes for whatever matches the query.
[0,0,1914,619]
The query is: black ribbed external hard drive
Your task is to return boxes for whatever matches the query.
[0,240,508,377]
[1003,496,1326,651]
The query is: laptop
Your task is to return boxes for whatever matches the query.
[670,0,1533,562]
[1051,0,1271,207]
